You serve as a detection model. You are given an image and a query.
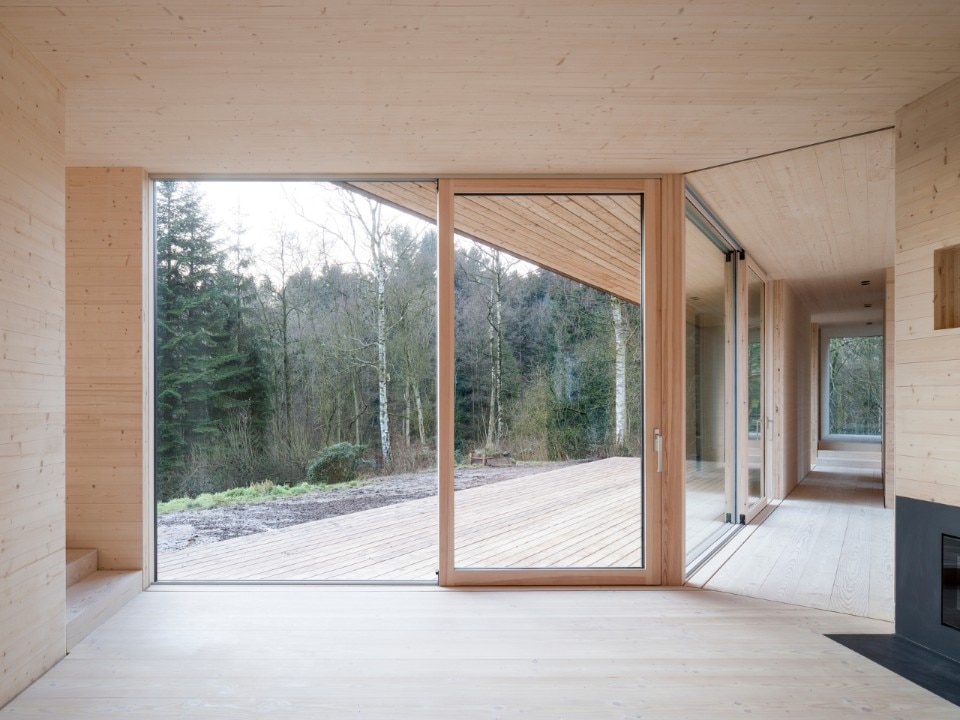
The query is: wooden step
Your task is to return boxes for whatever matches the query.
[66,570,142,651]
[66,548,98,588]
[818,438,882,452]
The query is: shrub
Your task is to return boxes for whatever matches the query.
[306,442,366,484]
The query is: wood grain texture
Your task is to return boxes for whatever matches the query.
[1,2,959,175]
[159,459,644,582]
[772,280,813,499]
[883,267,895,508]
[5,586,956,719]
[659,175,685,585]
[0,22,66,709]
[66,167,147,572]
[704,455,893,622]
[687,131,895,322]
[894,75,960,506]
[349,180,649,304]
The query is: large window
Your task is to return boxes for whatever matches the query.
[154,180,438,581]
[152,178,662,585]
[441,180,658,584]
[825,334,882,437]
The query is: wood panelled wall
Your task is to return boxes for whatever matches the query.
[895,76,960,506]
[884,267,895,508]
[772,280,813,498]
[65,168,147,572]
[0,24,66,707]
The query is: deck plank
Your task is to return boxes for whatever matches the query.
[159,457,645,581]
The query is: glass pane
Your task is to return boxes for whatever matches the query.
[154,180,438,581]
[827,335,882,436]
[684,219,731,563]
[747,267,764,505]
[452,194,644,569]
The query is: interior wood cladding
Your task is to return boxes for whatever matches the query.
[1,2,959,174]
[772,280,813,498]
[933,245,960,329]
[894,75,960,507]
[66,167,147,571]
[884,267,895,509]
[0,23,66,708]
[687,130,895,323]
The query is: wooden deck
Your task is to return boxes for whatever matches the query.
[159,457,644,582]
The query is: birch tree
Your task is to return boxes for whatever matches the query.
[611,296,626,448]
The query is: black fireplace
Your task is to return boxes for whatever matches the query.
[943,534,960,631]
[897,497,960,662]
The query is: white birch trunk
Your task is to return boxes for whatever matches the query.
[403,382,411,447]
[494,261,504,444]
[413,380,426,446]
[376,260,392,464]
[487,283,497,446]
[612,297,626,447]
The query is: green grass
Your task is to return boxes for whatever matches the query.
[157,478,370,515]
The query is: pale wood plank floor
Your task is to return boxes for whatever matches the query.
[685,460,727,560]
[4,587,953,718]
[698,456,894,621]
[159,457,644,581]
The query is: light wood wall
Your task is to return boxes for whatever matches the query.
[895,75,960,506]
[65,168,147,572]
[772,280,813,498]
[0,23,66,708]
[884,267,895,508]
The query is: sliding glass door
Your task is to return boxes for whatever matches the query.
[438,180,662,585]
[684,216,735,566]
[739,260,771,522]
[683,199,773,569]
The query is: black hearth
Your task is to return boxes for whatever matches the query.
[943,534,960,631]
[897,497,960,662]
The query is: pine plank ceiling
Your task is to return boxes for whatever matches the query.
[687,129,896,323]
[0,1,953,322]
[0,1,958,175]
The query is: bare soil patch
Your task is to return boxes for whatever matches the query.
[157,461,578,554]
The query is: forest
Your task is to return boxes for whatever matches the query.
[155,181,643,502]
[827,335,883,436]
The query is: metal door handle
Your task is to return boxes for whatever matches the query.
[653,429,663,473]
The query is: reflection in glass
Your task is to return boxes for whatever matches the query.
[684,219,731,563]
[747,267,764,505]
[452,194,645,569]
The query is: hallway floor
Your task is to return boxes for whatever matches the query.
[691,452,893,621]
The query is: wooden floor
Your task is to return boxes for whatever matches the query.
[5,586,954,718]
[684,460,727,561]
[694,454,894,621]
[159,457,644,581]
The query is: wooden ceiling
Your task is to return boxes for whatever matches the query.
[344,182,642,303]
[0,1,958,174]
[687,129,895,325]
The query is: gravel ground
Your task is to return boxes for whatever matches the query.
[157,461,578,554]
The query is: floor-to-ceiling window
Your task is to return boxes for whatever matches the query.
[820,328,883,439]
[153,178,664,585]
[154,180,439,581]
[440,180,662,585]
[684,213,735,566]
[683,196,773,570]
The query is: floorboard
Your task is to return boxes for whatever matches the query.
[3,587,952,718]
[159,457,644,581]
[701,455,894,621]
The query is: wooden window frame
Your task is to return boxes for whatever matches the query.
[437,178,675,586]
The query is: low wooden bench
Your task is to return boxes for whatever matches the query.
[469,450,513,467]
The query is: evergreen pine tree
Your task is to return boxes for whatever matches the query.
[155,181,270,500]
